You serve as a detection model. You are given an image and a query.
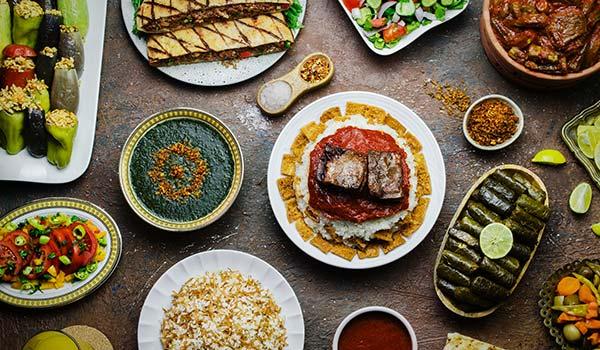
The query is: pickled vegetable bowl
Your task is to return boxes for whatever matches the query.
[0,212,108,293]
[342,0,468,50]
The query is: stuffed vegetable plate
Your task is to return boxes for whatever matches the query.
[0,0,108,184]
[0,198,122,308]
[120,0,306,86]
[337,0,470,56]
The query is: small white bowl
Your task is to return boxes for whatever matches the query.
[332,306,418,350]
[463,94,524,151]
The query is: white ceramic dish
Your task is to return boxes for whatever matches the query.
[120,0,306,86]
[137,249,305,350]
[267,91,446,269]
[0,197,122,308]
[336,0,469,56]
[0,0,107,183]
[332,306,418,350]
[463,94,524,151]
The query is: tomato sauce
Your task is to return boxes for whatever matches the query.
[338,311,413,350]
[308,127,410,223]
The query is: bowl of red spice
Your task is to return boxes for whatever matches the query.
[333,306,417,350]
[463,94,523,151]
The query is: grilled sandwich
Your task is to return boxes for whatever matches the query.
[146,13,294,66]
[136,0,292,33]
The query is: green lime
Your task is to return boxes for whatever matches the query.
[480,223,514,259]
[592,223,600,236]
[532,149,567,165]
[595,143,600,171]
[569,182,592,214]
[578,131,595,159]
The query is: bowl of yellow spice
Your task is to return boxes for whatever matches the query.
[463,94,523,151]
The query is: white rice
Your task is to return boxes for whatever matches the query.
[295,114,418,245]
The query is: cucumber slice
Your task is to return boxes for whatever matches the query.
[396,1,416,16]
[367,0,381,8]
[421,0,437,7]
[356,7,372,25]
[441,0,453,6]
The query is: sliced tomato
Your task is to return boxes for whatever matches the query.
[0,243,23,280]
[382,23,407,43]
[343,0,361,10]
[370,17,388,28]
[0,230,32,278]
[67,223,98,273]
[50,226,75,257]
[2,44,37,58]
[239,50,253,59]
[24,241,60,280]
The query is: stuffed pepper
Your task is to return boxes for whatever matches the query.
[36,9,62,51]
[0,86,38,155]
[58,24,83,76]
[12,0,44,47]
[0,0,11,61]
[24,107,47,157]
[24,78,49,112]
[1,56,35,88]
[50,57,78,112]
[45,108,77,168]
[57,0,87,38]
[35,46,57,87]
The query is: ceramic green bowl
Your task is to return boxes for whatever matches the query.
[562,100,600,190]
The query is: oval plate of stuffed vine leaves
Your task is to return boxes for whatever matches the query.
[0,0,108,183]
[433,164,550,318]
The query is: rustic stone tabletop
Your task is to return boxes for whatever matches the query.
[1,0,600,349]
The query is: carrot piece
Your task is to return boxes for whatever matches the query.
[585,319,600,329]
[575,321,589,335]
[557,276,581,296]
[580,284,597,303]
[587,302,599,319]
[589,333,600,346]
[558,312,583,323]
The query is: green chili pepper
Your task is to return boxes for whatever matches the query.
[73,268,88,280]
[73,224,86,239]
[14,235,26,246]
[98,236,107,247]
[58,0,88,38]
[58,255,71,265]
[0,267,5,276]
[45,110,78,169]
[0,110,26,155]
[48,252,56,259]
[12,0,44,47]
[27,217,45,230]
[22,266,32,275]
[39,235,50,245]
[0,0,11,61]
[551,304,588,317]
[86,262,97,273]
[573,273,600,302]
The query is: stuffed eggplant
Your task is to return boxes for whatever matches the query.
[35,9,62,51]
[1,56,35,88]
[35,46,57,87]
[434,165,550,318]
[0,85,38,154]
[24,107,47,157]
[50,57,78,112]
[58,24,83,75]
[12,0,44,47]
[0,0,11,60]
[45,108,77,168]
[36,0,56,11]
[24,78,49,112]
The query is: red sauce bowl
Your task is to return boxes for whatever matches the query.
[333,306,417,350]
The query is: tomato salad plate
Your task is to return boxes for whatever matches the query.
[121,0,306,86]
[268,91,445,269]
[137,249,304,350]
[338,0,469,55]
[0,197,122,308]
[0,0,108,183]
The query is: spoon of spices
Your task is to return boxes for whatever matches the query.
[257,52,334,116]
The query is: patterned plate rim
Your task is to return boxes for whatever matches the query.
[0,197,122,308]
[119,108,244,231]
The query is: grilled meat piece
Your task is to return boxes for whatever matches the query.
[547,7,586,48]
[317,144,367,192]
[367,150,405,200]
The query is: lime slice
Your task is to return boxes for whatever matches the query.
[592,223,600,237]
[569,182,592,214]
[480,223,513,259]
[578,131,595,159]
[595,143,600,171]
[532,149,567,165]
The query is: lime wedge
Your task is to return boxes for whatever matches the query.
[578,131,595,159]
[480,223,513,259]
[532,149,567,165]
[569,182,592,214]
[592,223,600,236]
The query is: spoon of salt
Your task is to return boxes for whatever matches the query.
[256,52,334,116]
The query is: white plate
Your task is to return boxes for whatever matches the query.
[120,0,306,86]
[137,249,305,350]
[267,91,446,269]
[337,0,469,56]
[0,0,108,183]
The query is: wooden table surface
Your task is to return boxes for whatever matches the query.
[1,0,600,349]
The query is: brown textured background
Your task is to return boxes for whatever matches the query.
[1,0,600,349]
